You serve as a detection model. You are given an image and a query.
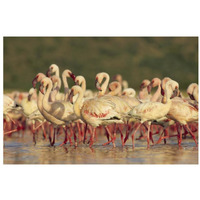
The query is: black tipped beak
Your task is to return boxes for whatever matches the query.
[32,78,37,89]
[171,88,179,99]
[189,94,195,100]
[39,85,44,95]
[147,84,152,94]
[95,80,102,91]
[46,69,51,77]
[70,73,76,81]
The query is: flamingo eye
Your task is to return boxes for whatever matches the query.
[51,66,53,70]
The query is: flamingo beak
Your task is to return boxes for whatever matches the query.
[39,85,44,95]
[75,81,79,86]
[70,73,76,81]
[161,87,165,96]
[69,91,74,104]
[147,84,152,94]
[32,77,38,89]
[171,88,179,99]
[189,94,195,100]
[95,80,102,91]
[46,69,51,77]
[140,83,144,90]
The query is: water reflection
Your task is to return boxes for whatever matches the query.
[3,132,198,164]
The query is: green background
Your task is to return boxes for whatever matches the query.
[4,37,198,92]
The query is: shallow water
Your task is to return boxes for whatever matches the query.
[4,131,198,164]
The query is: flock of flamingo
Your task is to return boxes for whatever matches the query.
[3,64,198,149]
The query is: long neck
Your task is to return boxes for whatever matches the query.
[163,84,172,105]
[55,68,59,78]
[81,79,86,93]
[73,90,84,118]
[37,91,44,113]
[50,78,61,102]
[193,86,198,102]
[151,84,161,102]
[43,81,53,112]
[98,74,110,96]
[62,73,70,100]
[139,87,148,99]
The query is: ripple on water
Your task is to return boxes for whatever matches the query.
[3,132,198,164]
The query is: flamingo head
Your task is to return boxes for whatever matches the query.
[32,73,46,88]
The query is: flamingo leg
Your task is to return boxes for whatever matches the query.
[146,122,151,149]
[131,123,142,149]
[83,123,88,144]
[184,124,198,147]
[89,127,96,148]
[41,123,47,139]
[117,125,124,146]
[76,122,82,143]
[51,127,57,146]
[59,127,68,147]
[32,123,36,145]
[176,123,182,147]
[102,126,115,147]
[123,122,133,145]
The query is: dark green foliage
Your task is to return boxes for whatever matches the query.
[4,37,198,91]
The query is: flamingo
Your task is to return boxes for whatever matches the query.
[32,73,66,146]
[3,95,22,135]
[95,73,133,146]
[138,79,151,101]
[127,80,179,149]
[187,83,198,106]
[68,85,125,147]
[39,77,79,146]
[122,88,136,98]
[166,94,198,147]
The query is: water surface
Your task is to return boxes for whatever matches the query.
[4,131,198,164]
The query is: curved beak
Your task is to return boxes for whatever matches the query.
[189,93,195,100]
[75,81,79,86]
[161,87,165,96]
[32,77,38,89]
[171,88,179,99]
[140,83,144,90]
[95,79,102,91]
[68,91,74,104]
[46,69,51,77]
[70,72,76,81]
[39,84,44,95]
[147,83,152,94]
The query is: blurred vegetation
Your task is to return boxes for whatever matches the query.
[4,37,198,92]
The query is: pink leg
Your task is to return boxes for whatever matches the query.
[146,123,151,149]
[76,122,82,143]
[59,127,68,147]
[83,123,88,144]
[89,127,96,148]
[131,123,142,149]
[184,124,198,147]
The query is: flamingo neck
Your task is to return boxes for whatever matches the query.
[43,81,53,112]
[73,89,84,118]
[193,86,198,102]
[62,73,70,100]
[80,79,86,93]
[151,84,161,102]
[37,91,44,113]
[98,73,110,96]
[50,78,61,102]
[139,88,148,99]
